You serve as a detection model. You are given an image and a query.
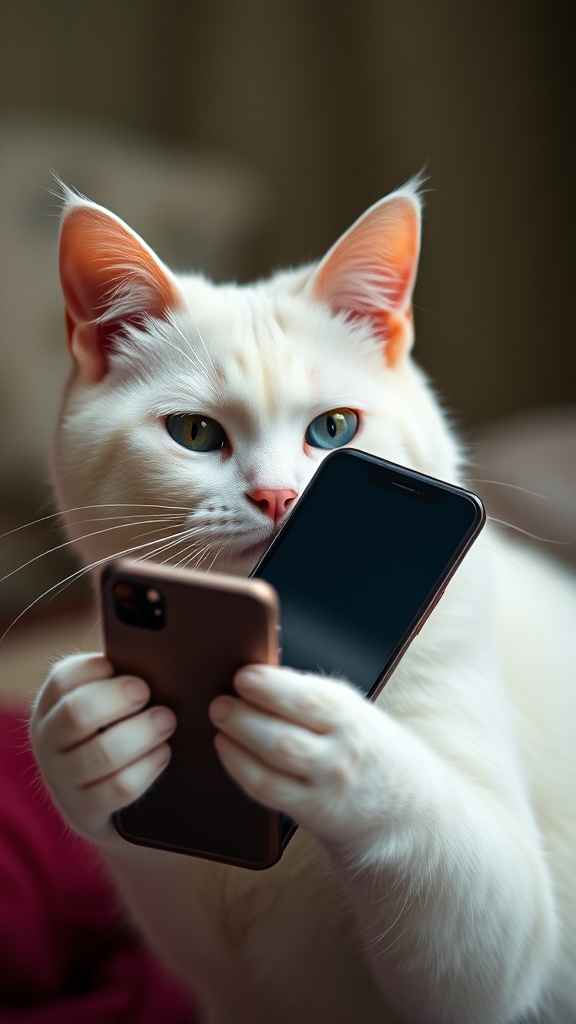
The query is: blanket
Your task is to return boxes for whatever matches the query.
[0,709,198,1022]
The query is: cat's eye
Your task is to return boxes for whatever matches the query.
[166,414,228,452]
[305,409,359,449]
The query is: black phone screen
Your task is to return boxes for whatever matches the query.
[253,449,484,700]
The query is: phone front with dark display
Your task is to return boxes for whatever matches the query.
[102,451,484,865]
[251,449,485,844]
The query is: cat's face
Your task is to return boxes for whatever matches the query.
[51,180,459,579]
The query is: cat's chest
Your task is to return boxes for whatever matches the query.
[190,830,403,1024]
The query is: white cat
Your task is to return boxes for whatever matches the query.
[30,180,576,1023]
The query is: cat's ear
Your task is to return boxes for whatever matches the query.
[308,180,422,368]
[59,189,183,383]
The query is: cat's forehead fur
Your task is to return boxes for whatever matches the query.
[112,271,389,425]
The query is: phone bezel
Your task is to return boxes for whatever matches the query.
[251,448,485,703]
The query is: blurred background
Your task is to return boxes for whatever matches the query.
[1,0,575,638]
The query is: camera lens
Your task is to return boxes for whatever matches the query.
[113,579,166,630]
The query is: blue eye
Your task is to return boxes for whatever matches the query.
[167,414,227,452]
[305,409,358,449]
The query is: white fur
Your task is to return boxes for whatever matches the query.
[46,188,576,1023]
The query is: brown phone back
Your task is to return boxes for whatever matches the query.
[100,559,281,869]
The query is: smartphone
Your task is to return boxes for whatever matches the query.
[100,561,282,869]
[251,448,485,845]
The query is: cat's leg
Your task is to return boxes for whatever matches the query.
[210,663,557,1024]
[28,654,234,997]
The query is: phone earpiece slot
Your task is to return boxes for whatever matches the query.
[390,480,418,494]
[367,464,442,504]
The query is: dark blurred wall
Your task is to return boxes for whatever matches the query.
[1,0,575,431]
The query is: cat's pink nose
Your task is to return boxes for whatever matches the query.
[247,488,298,523]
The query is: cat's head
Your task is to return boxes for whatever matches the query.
[51,178,460,579]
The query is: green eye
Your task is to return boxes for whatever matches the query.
[166,414,227,452]
[305,409,359,449]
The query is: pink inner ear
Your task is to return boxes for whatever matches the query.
[311,191,421,366]
[60,204,181,382]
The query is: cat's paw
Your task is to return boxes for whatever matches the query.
[29,653,177,845]
[209,664,390,854]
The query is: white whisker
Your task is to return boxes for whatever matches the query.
[159,331,209,375]
[185,543,212,572]
[187,307,216,374]
[166,537,208,569]
[130,527,207,566]
[468,478,549,501]
[206,536,235,572]
[0,524,203,642]
[1,562,94,643]
[486,516,571,547]
[0,502,193,541]
[166,312,211,376]
[0,515,188,585]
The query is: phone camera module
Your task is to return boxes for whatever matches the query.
[112,580,166,630]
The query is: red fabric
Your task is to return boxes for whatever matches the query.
[0,708,199,1022]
